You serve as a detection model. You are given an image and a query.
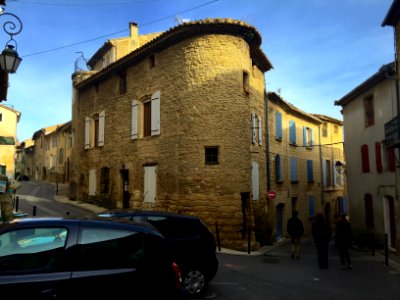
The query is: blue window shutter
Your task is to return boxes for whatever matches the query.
[322,160,327,187]
[276,154,282,182]
[308,195,315,217]
[275,112,282,140]
[307,160,313,182]
[290,157,298,182]
[303,126,307,146]
[310,128,314,146]
[333,160,337,185]
[289,121,296,144]
[342,197,347,214]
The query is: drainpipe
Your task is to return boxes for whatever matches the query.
[265,92,271,193]
[318,125,324,206]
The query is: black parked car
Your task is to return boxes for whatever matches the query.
[16,175,29,181]
[0,218,185,299]
[98,210,219,298]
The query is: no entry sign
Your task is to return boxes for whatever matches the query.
[267,190,276,199]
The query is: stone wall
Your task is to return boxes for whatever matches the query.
[72,33,268,250]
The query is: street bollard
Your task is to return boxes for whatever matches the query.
[32,205,37,217]
[248,225,251,254]
[215,222,221,251]
[15,196,19,212]
[385,233,389,266]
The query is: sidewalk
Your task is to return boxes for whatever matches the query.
[52,182,106,214]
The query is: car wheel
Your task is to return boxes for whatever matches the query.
[183,269,208,297]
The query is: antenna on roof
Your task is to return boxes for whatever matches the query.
[175,15,190,25]
[277,88,281,95]
[74,52,89,72]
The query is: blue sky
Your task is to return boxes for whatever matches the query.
[1,0,395,142]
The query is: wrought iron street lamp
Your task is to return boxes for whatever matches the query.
[0,11,23,74]
[0,44,21,73]
[335,161,344,174]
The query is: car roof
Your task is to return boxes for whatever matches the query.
[99,209,201,221]
[0,217,163,237]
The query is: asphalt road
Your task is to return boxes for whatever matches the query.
[208,238,400,300]
[14,181,94,218]
[10,181,400,300]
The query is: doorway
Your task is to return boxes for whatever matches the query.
[383,195,396,249]
[120,168,130,208]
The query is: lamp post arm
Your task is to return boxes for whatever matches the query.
[0,12,23,47]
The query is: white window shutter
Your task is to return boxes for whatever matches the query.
[144,166,157,203]
[88,169,97,196]
[252,161,259,200]
[98,111,105,147]
[131,100,138,140]
[84,116,90,149]
[251,112,257,144]
[151,91,160,136]
[258,116,262,145]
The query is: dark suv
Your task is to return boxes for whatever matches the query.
[99,210,219,297]
[0,218,185,299]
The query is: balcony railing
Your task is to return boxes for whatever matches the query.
[384,115,400,148]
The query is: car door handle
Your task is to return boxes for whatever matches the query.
[41,288,56,298]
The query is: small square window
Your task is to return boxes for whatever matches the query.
[149,55,155,69]
[243,71,249,94]
[205,147,219,165]
[119,72,127,94]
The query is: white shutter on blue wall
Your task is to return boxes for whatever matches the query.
[131,100,138,140]
[151,91,160,136]
[98,111,105,147]
[84,116,90,149]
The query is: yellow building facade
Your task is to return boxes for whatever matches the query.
[0,104,20,179]
[267,92,345,238]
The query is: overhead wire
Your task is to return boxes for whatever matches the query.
[21,0,219,57]
[8,0,160,6]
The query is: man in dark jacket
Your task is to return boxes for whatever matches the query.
[312,213,332,269]
[287,210,304,259]
[335,214,353,269]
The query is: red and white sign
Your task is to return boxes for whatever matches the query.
[267,190,276,199]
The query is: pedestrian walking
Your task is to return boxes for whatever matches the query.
[312,213,332,269]
[287,210,304,259]
[335,214,353,269]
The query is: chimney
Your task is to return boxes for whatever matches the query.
[129,22,140,50]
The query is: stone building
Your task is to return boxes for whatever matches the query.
[267,92,345,239]
[15,139,34,178]
[55,121,72,183]
[71,19,273,250]
[32,125,59,181]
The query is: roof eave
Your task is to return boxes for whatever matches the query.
[75,19,272,90]
[382,0,400,27]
